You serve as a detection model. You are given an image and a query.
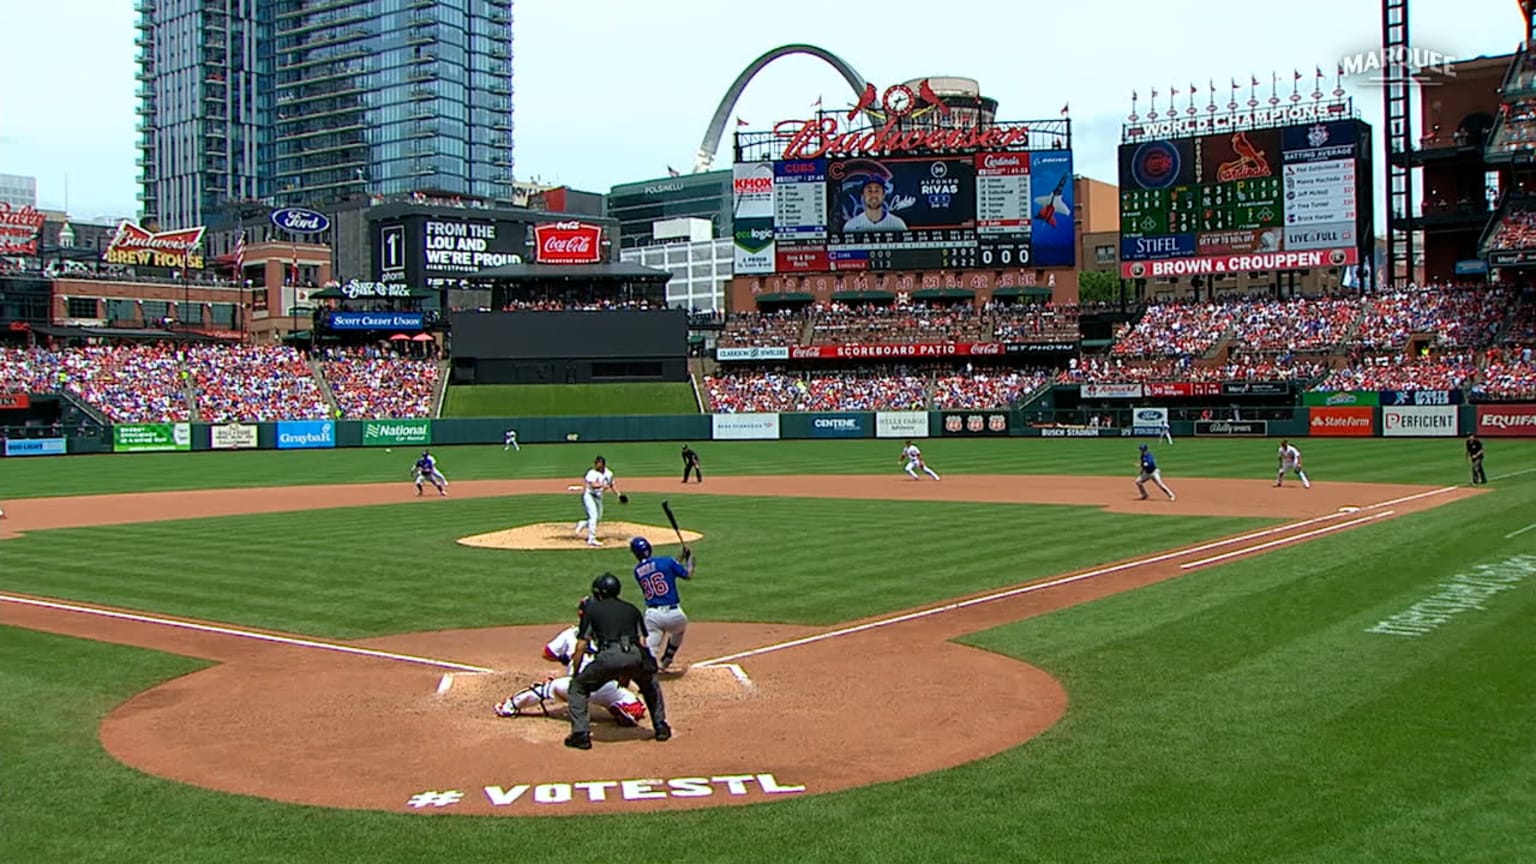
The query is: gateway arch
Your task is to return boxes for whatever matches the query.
[693,43,868,173]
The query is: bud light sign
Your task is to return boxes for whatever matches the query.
[270,207,331,234]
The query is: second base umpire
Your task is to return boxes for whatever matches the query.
[564,572,671,749]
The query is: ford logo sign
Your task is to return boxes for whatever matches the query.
[270,207,330,234]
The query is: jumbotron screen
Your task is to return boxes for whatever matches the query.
[1117,118,1371,278]
[732,150,1076,275]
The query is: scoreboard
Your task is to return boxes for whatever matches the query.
[1117,119,1371,278]
[733,149,1075,276]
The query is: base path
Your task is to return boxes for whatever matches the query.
[0,475,1479,815]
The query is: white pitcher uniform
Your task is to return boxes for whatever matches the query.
[902,443,941,480]
[503,428,519,451]
[574,466,614,546]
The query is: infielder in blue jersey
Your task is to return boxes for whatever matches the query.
[630,536,694,672]
[413,450,447,496]
[1135,443,1176,501]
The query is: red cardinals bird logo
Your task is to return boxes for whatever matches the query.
[1216,131,1271,182]
[1033,174,1071,227]
[917,78,952,116]
[848,83,877,120]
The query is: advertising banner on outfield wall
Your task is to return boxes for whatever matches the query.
[1378,389,1462,406]
[876,412,929,438]
[210,423,259,450]
[1382,405,1458,437]
[1309,407,1373,437]
[941,411,1011,436]
[0,393,30,409]
[113,423,192,453]
[807,413,867,438]
[715,346,791,362]
[363,419,431,447]
[1194,420,1269,436]
[1475,404,1536,436]
[1038,427,1129,437]
[712,413,780,440]
[1220,381,1289,396]
[1303,390,1379,407]
[276,420,337,449]
[4,437,66,456]
[1143,381,1222,397]
[1131,406,1169,436]
[1080,383,1144,399]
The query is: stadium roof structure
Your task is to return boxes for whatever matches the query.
[470,261,671,281]
[29,324,229,342]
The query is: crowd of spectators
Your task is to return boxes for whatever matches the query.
[991,303,1081,342]
[1313,353,1479,392]
[1110,302,1237,357]
[1475,353,1536,399]
[500,297,665,312]
[1489,99,1536,155]
[718,310,808,348]
[1234,297,1360,352]
[1055,353,1324,385]
[702,367,928,413]
[929,369,1052,409]
[1486,208,1536,251]
[1353,286,1510,349]
[808,303,989,345]
[53,345,192,423]
[321,347,440,419]
[185,344,330,422]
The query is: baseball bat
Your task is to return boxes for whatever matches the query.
[660,499,686,546]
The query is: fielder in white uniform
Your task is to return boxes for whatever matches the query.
[574,455,620,547]
[1159,420,1174,445]
[1275,440,1311,488]
[900,441,941,480]
[503,428,519,451]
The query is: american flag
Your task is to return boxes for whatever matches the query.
[233,231,245,277]
[291,246,299,286]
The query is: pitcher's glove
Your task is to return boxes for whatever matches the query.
[618,493,630,504]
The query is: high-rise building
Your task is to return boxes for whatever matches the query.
[0,174,39,209]
[136,0,515,231]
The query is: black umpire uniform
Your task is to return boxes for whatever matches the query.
[565,573,671,749]
[682,444,702,484]
[1466,434,1487,485]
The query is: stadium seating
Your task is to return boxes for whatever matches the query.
[717,310,808,348]
[1110,302,1236,358]
[991,303,1081,342]
[808,303,989,345]
[929,370,1052,409]
[185,344,329,422]
[320,348,439,419]
[1313,353,1478,392]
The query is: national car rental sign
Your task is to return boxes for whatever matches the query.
[533,221,602,265]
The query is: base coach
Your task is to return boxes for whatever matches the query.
[564,572,672,749]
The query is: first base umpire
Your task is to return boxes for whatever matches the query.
[564,572,671,749]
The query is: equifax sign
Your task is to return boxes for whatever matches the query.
[533,221,602,264]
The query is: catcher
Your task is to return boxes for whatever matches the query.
[570,455,627,547]
[493,674,648,727]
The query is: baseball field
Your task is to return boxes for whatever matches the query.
[2,436,1534,863]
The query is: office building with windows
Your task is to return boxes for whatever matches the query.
[0,174,38,209]
[607,170,731,249]
[618,218,729,312]
[136,0,515,231]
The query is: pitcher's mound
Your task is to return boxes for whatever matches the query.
[457,521,704,551]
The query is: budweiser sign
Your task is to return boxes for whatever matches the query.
[533,221,602,265]
[775,117,1031,161]
[0,203,46,256]
[104,221,207,269]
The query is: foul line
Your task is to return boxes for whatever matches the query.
[0,593,496,674]
[1490,466,1536,482]
[696,483,1467,669]
[1506,523,1536,540]
[1180,511,1396,570]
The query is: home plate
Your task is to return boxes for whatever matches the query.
[1338,506,1361,513]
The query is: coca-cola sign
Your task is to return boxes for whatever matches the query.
[103,221,207,269]
[0,203,46,255]
[533,221,602,264]
[270,207,331,234]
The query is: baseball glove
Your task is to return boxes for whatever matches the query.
[618,494,630,504]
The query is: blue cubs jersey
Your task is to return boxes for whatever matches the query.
[633,556,689,607]
[416,455,436,472]
[1140,451,1157,472]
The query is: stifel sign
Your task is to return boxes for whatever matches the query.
[0,203,46,255]
[103,221,207,269]
[534,221,602,265]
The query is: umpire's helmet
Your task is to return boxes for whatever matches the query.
[629,536,652,560]
[591,572,622,599]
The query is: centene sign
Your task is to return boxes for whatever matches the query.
[1122,246,1356,278]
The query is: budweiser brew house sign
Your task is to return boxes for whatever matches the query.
[0,203,46,256]
[771,80,1033,160]
[104,221,207,269]
[533,221,602,265]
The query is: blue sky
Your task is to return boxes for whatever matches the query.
[2,0,1520,224]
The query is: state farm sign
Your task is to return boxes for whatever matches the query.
[533,221,602,264]
[1309,406,1373,437]
[1476,405,1536,437]
[0,203,46,255]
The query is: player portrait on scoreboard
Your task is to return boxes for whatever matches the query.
[838,160,909,232]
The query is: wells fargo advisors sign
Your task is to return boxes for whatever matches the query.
[0,203,46,255]
[771,80,1034,161]
[103,221,206,269]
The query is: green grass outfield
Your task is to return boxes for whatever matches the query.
[441,382,699,417]
[2,437,1534,862]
